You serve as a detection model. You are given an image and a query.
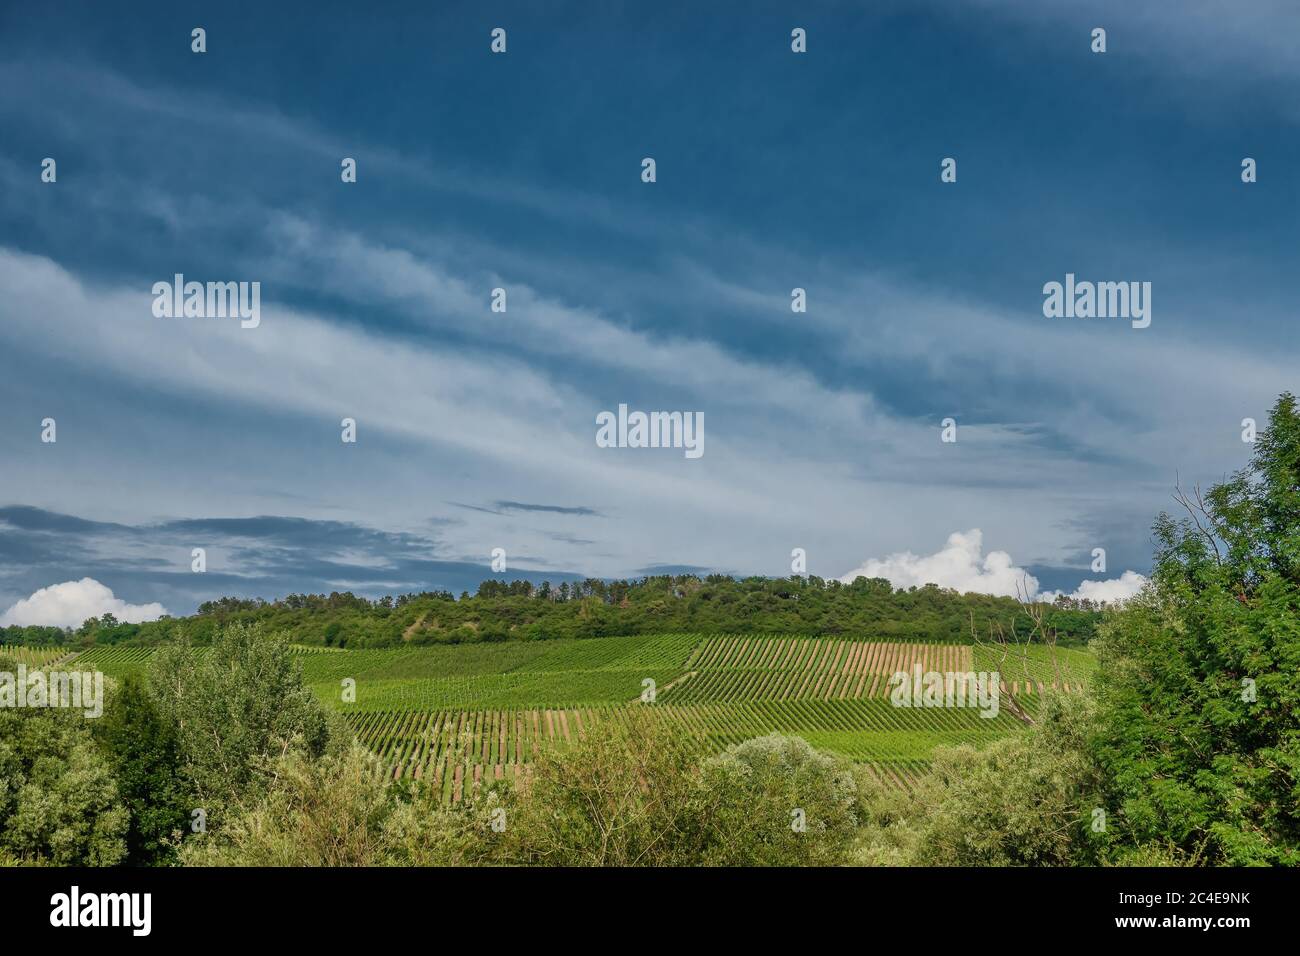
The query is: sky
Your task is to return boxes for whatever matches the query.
[1,0,1297,624]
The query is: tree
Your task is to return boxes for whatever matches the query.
[696,735,859,866]
[148,623,337,820]
[93,673,189,864]
[0,703,128,865]
[1091,392,1300,864]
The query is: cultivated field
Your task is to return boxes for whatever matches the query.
[0,643,71,667]
[72,633,1091,800]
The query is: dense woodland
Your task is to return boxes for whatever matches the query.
[1,575,1104,650]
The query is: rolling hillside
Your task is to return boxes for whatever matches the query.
[73,631,1091,799]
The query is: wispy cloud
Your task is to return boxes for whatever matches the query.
[1,11,1293,605]
[494,501,602,516]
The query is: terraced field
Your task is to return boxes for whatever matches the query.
[69,632,1092,801]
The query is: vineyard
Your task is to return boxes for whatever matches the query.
[973,642,1095,694]
[344,698,1020,797]
[300,632,698,710]
[670,635,1093,702]
[71,645,159,678]
[668,637,972,702]
[69,632,1092,800]
[0,644,70,667]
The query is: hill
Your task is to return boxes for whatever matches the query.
[74,630,1094,799]
[3,574,1103,650]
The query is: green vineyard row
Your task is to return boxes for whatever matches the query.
[348,698,1023,801]
[0,644,70,667]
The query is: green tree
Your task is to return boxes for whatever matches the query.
[696,734,859,865]
[1092,392,1300,865]
[148,623,337,819]
[93,673,189,864]
[0,705,128,865]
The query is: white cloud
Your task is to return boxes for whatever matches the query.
[1042,570,1149,605]
[839,529,1147,604]
[0,578,168,628]
[838,529,1038,598]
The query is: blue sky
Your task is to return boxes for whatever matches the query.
[1,0,1297,622]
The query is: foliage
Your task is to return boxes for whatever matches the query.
[180,744,398,866]
[92,673,189,865]
[146,623,338,819]
[492,714,863,866]
[11,575,1101,651]
[1090,393,1300,865]
[854,692,1101,866]
[181,714,865,868]
[0,705,128,865]
[495,710,708,866]
[696,734,859,865]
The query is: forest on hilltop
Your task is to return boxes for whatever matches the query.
[2,573,1102,649]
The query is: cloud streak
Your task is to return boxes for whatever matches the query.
[1,14,1294,602]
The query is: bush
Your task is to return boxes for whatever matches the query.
[854,692,1100,867]
[180,745,394,866]
[495,710,708,866]
[147,623,339,821]
[697,734,859,865]
[0,707,128,865]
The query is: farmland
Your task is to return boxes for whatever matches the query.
[70,645,158,678]
[71,632,1090,799]
[0,643,70,667]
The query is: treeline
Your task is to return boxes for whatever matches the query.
[2,575,1104,650]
